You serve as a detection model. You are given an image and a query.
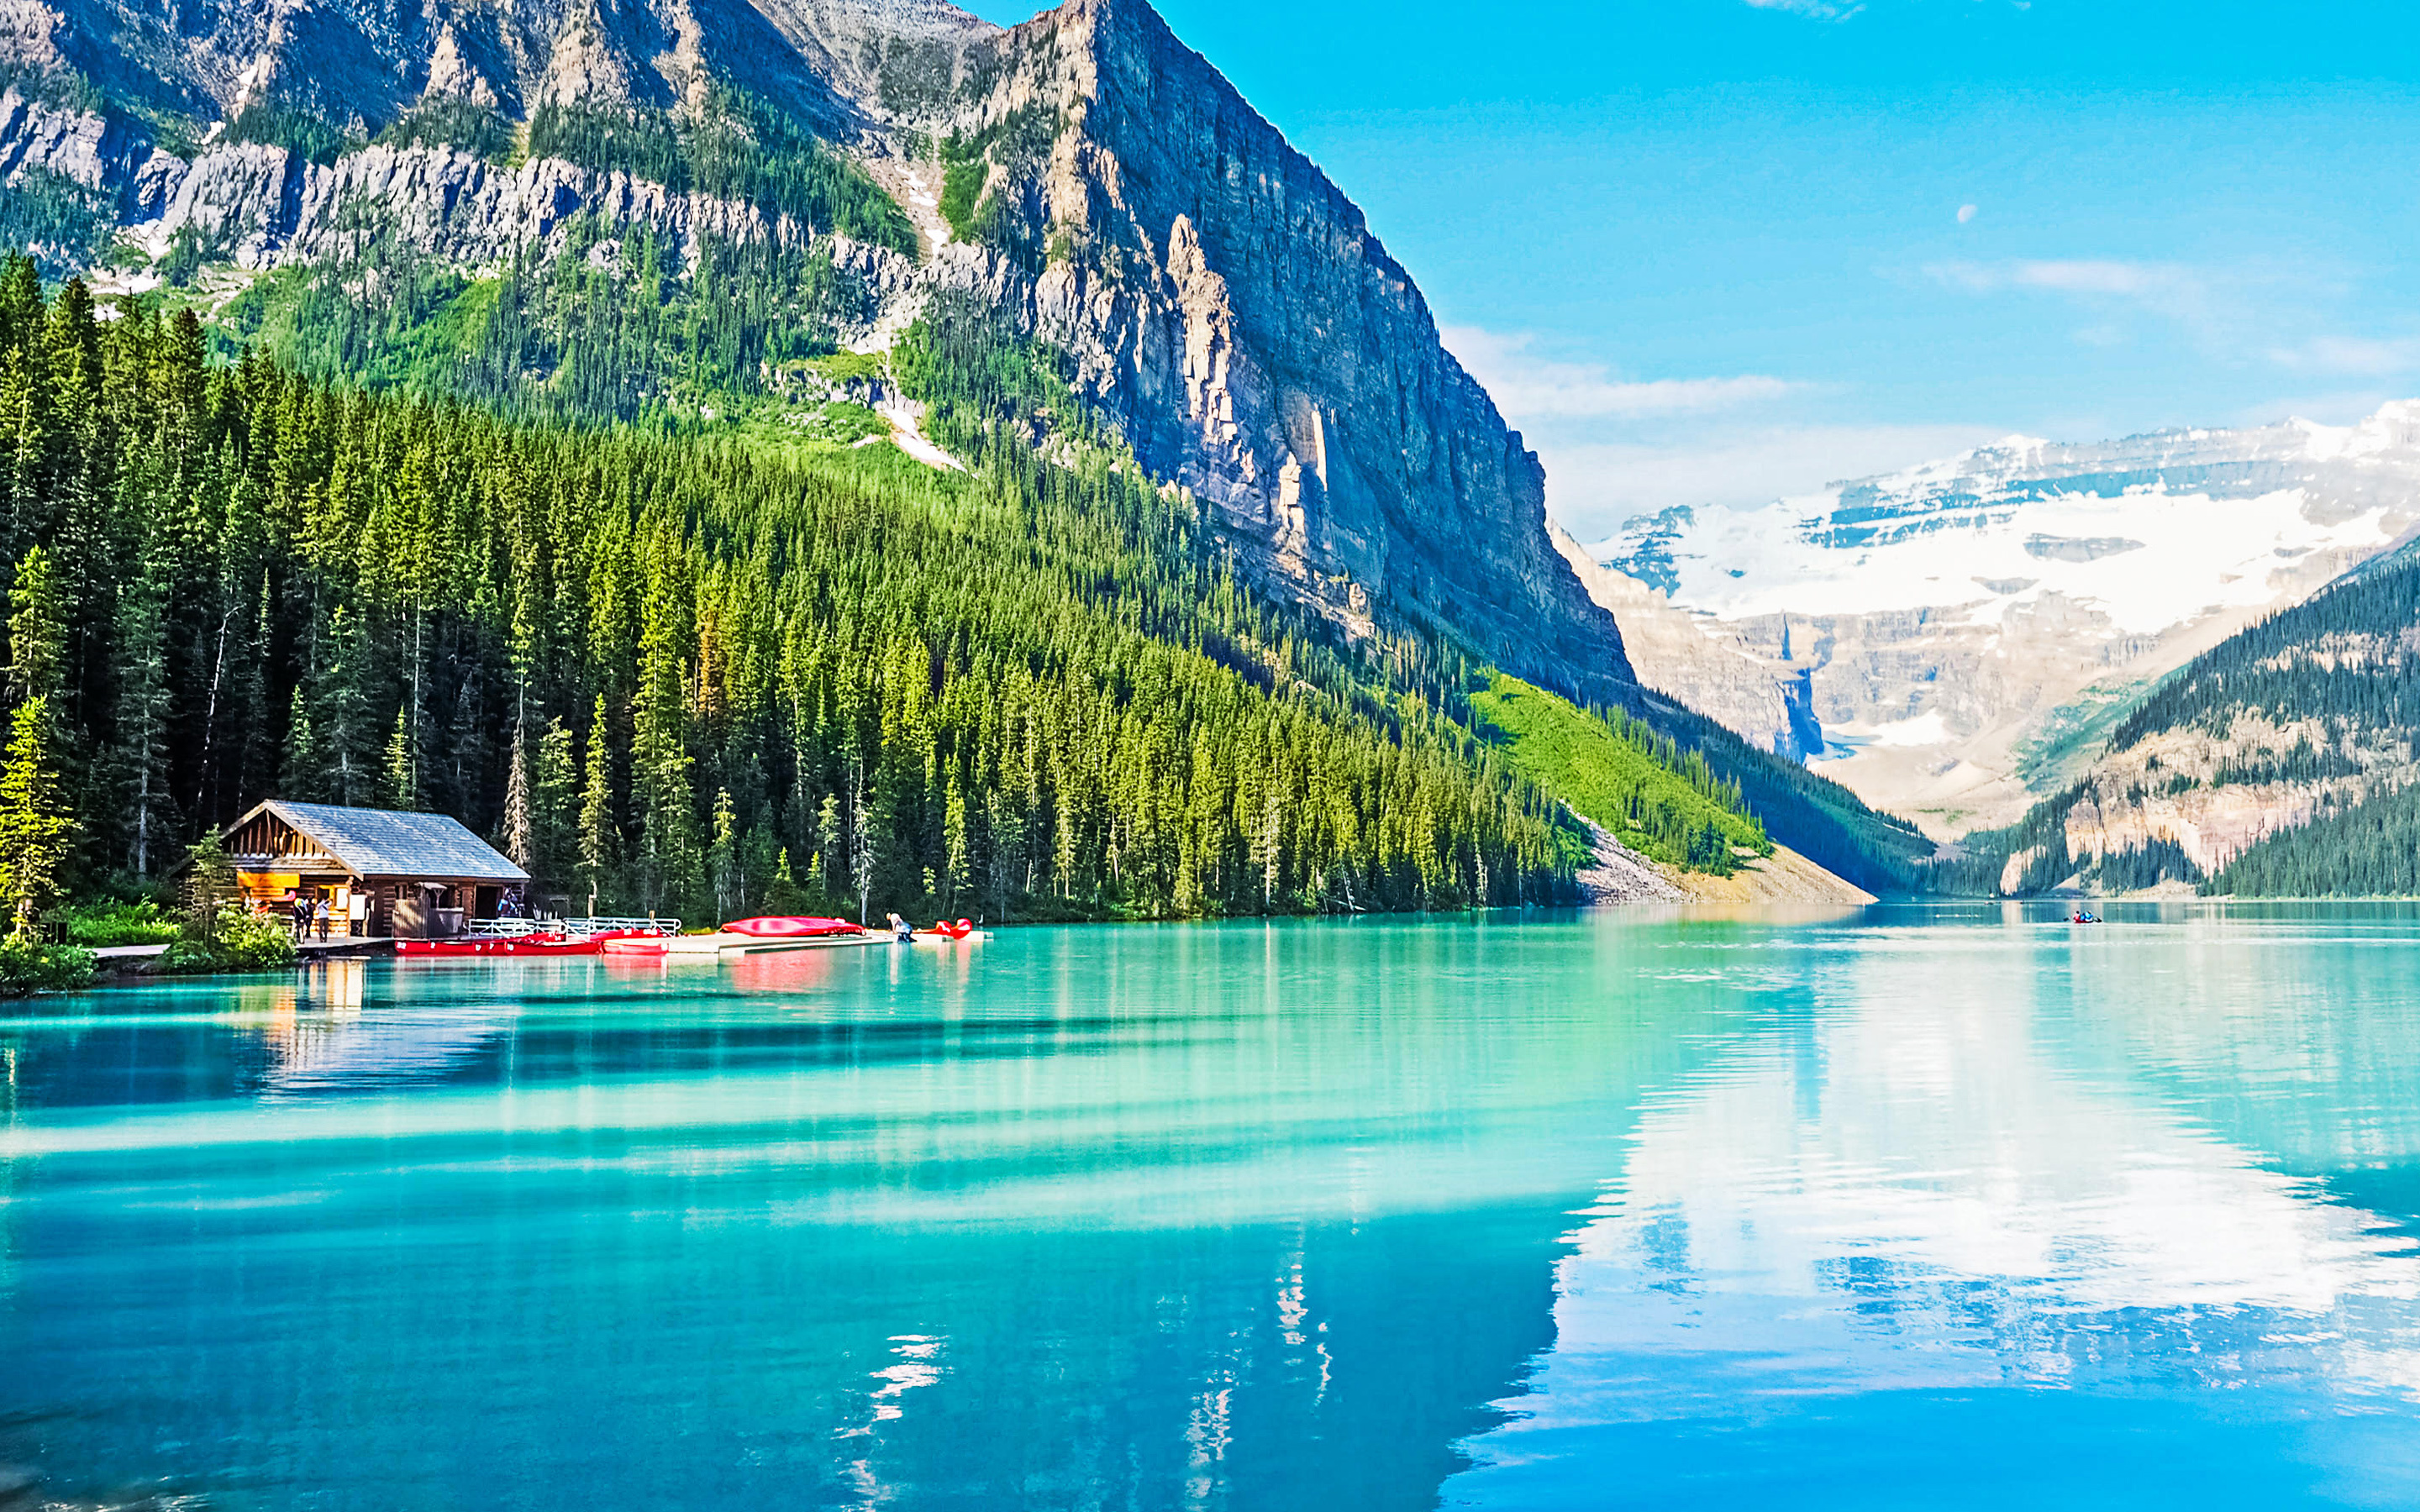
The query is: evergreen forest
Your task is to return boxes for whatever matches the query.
[2208,780,2420,897]
[0,256,1630,926]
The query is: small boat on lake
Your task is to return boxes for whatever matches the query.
[397,919,675,958]
[397,933,602,958]
[603,916,883,957]
[912,918,990,944]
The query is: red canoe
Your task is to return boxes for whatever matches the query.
[396,933,603,958]
[723,916,865,938]
[397,927,666,959]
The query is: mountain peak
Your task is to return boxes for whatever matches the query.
[2,0,1638,701]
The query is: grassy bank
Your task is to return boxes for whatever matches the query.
[1468,675,1771,875]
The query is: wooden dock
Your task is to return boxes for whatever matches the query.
[297,936,396,957]
[88,937,397,964]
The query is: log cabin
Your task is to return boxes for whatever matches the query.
[221,801,531,938]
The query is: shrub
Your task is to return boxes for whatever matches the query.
[794,400,887,444]
[61,898,182,948]
[938,156,986,243]
[157,908,302,973]
[214,908,301,969]
[224,106,363,166]
[0,937,97,998]
[806,350,887,386]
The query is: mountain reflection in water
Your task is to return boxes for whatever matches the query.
[3,908,2419,1509]
[1452,907,2420,1509]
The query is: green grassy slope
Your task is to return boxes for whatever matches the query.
[1468,676,1770,875]
[1623,693,1935,895]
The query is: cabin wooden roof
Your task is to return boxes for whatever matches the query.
[225,801,529,883]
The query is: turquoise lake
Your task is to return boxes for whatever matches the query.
[7,906,2420,1509]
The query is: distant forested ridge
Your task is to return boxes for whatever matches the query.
[2212,781,2420,898]
[1933,536,2420,899]
[0,259,1588,922]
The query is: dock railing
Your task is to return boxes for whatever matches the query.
[467,917,681,938]
[466,919,544,937]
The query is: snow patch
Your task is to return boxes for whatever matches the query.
[1865,710,1952,748]
[876,398,966,473]
[1597,397,2420,637]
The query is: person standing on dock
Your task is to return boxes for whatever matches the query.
[313,897,331,942]
[290,895,310,942]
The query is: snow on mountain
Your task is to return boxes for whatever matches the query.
[1590,401,2420,837]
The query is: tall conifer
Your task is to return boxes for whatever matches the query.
[578,696,617,913]
[0,696,70,938]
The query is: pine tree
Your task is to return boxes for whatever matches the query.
[848,750,873,925]
[0,696,71,938]
[631,612,697,914]
[534,715,578,896]
[8,545,64,708]
[311,604,376,806]
[709,786,739,923]
[105,575,176,878]
[281,685,320,801]
[502,716,535,875]
[384,706,416,811]
[578,696,617,913]
[180,830,237,939]
[811,792,839,902]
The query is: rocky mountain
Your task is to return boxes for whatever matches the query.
[1939,530,2420,898]
[1549,522,1819,761]
[1,0,1634,702]
[0,0,1961,894]
[1593,404,2420,836]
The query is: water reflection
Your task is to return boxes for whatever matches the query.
[0,920,1711,1510]
[4,913,2420,1509]
[1452,912,2420,1508]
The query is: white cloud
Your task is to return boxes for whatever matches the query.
[2267,335,2420,376]
[2234,389,2411,428]
[1927,257,2204,307]
[1956,204,1978,224]
[2012,260,2184,297]
[1923,257,2241,346]
[1443,328,1799,423]
[1924,257,2390,379]
[1744,0,1865,18]
[1534,424,2007,541]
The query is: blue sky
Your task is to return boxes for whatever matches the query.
[964,0,2420,538]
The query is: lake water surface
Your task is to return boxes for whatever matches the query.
[6,906,2420,1509]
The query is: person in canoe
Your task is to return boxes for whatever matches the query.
[2070,909,2102,924]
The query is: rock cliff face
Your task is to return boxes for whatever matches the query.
[1,0,1638,702]
[904,0,1634,688]
[1549,523,1818,759]
[1,87,840,270]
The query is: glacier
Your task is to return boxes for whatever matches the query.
[1584,401,2420,835]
